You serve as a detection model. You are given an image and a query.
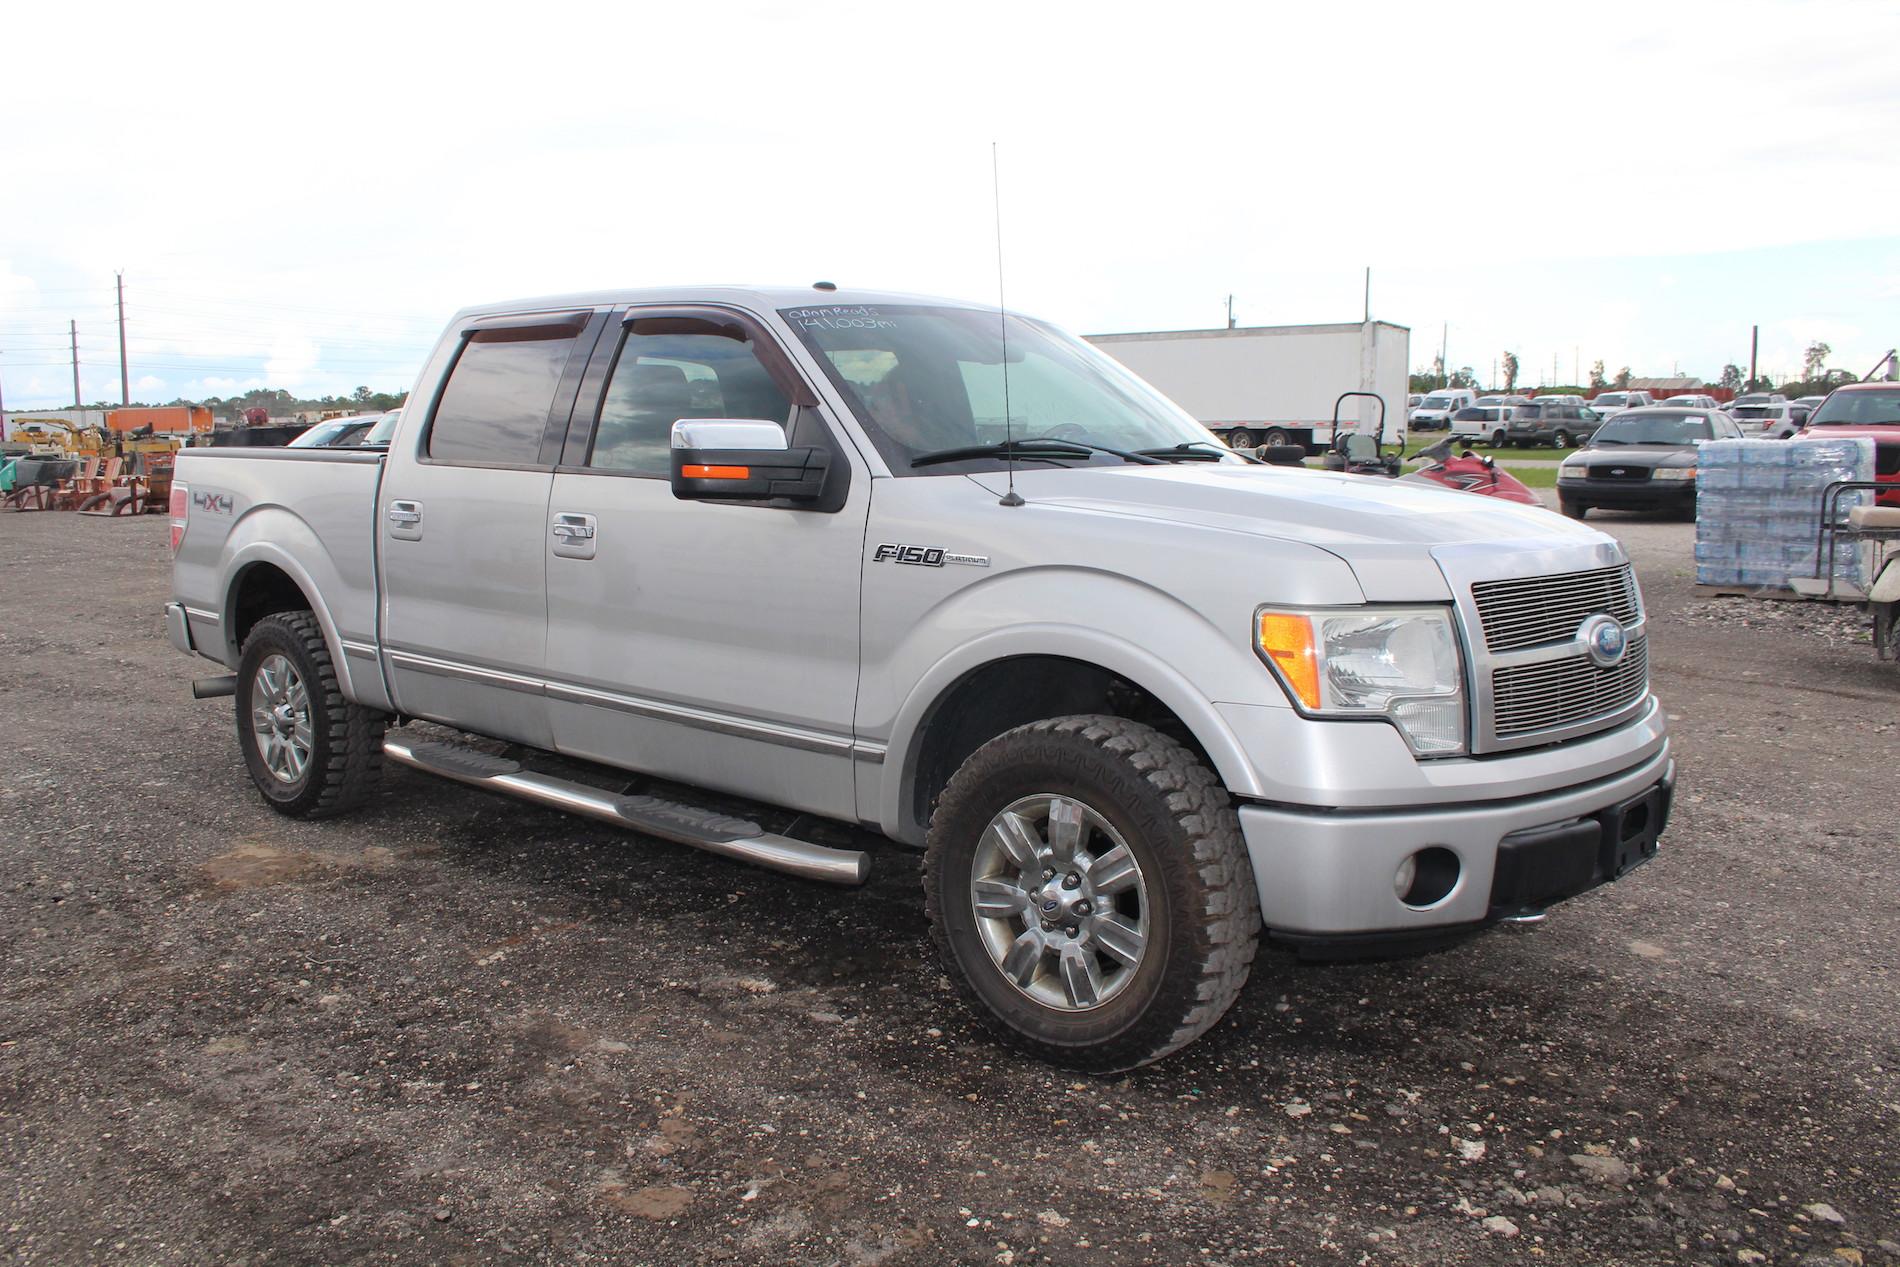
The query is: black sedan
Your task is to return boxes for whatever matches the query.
[1555,407,1744,519]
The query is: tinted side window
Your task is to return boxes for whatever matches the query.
[589,330,794,475]
[429,327,581,464]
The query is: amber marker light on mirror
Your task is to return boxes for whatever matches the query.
[681,464,751,480]
[1255,611,1321,709]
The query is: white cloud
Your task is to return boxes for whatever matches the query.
[3,0,1898,402]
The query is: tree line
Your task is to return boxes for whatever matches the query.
[1412,340,1859,398]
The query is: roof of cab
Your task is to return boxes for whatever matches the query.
[447,284,989,325]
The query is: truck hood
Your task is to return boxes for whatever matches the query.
[965,462,1611,601]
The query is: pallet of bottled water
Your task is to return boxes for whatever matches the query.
[1693,436,1876,594]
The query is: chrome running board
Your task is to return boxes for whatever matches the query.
[383,735,870,886]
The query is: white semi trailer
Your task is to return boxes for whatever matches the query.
[1086,320,1411,452]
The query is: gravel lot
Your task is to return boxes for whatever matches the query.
[2,508,1896,1266]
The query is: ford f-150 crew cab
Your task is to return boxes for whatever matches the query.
[166,285,1673,1071]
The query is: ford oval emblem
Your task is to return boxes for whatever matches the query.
[1579,613,1628,667]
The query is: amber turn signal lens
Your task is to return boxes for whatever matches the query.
[681,464,750,480]
[1256,612,1321,709]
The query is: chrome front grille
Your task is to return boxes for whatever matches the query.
[1470,564,1641,652]
[1493,637,1650,737]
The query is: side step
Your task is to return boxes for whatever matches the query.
[383,736,870,886]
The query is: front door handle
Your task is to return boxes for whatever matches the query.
[387,500,423,525]
[551,511,598,560]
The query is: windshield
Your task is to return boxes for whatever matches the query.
[288,420,353,448]
[1594,394,1628,408]
[781,304,1217,472]
[1731,405,1780,419]
[1420,395,1453,409]
[363,410,401,445]
[1809,388,1900,427]
[1591,412,1712,445]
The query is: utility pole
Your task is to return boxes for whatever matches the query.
[117,271,129,406]
[0,352,8,440]
[1749,325,1759,388]
[1225,294,1235,330]
[70,320,81,408]
[1574,346,1579,385]
[1441,324,1448,385]
[1362,267,1370,323]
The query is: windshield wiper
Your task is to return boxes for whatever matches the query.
[910,438,1164,468]
[1133,442,1257,464]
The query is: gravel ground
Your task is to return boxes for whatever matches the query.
[1,509,1896,1266]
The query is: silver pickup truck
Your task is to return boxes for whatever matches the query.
[166,285,1673,1070]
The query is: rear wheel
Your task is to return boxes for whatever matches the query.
[1224,428,1256,450]
[1560,496,1589,519]
[924,716,1260,1072]
[1258,427,1291,449]
[236,611,385,819]
[1490,428,1508,448]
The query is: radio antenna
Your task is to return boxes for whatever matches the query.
[992,141,1023,508]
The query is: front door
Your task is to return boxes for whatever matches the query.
[542,307,870,819]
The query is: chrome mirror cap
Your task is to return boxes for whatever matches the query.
[670,419,787,452]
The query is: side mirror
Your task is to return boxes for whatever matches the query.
[670,419,829,502]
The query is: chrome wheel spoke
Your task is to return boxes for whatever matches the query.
[1093,913,1145,968]
[1058,945,1103,1008]
[1001,929,1045,987]
[1088,844,1140,895]
[988,811,1044,871]
[1045,797,1085,862]
[972,878,1030,919]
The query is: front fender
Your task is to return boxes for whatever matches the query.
[871,566,1292,843]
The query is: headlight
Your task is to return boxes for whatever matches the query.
[1255,607,1466,755]
[1652,466,1696,481]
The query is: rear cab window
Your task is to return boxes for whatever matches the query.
[427,313,593,465]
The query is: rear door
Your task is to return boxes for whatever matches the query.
[540,306,872,820]
[378,309,607,748]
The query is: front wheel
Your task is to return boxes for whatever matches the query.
[1490,428,1508,448]
[236,611,385,818]
[1560,496,1589,519]
[924,716,1261,1072]
[1555,430,1574,448]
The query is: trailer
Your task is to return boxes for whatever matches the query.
[1085,320,1411,452]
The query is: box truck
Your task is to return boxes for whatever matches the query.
[1086,321,1411,452]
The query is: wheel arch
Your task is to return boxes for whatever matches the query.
[882,634,1265,846]
[218,545,371,707]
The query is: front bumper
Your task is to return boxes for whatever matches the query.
[1558,476,1695,510]
[1237,743,1673,937]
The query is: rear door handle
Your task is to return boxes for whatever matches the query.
[551,511,597,560]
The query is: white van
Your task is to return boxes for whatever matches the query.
[1409,388,1479,431]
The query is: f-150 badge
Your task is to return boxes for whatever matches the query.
[873,543,989,568]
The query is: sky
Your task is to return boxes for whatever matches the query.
[3,0,1898,410]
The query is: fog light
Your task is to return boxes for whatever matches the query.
[1393,854,1418,899]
